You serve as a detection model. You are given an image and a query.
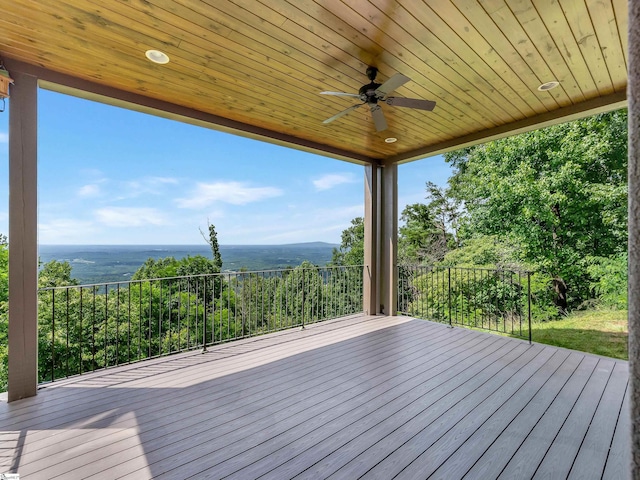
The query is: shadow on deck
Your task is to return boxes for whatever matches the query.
[0,314,629,479]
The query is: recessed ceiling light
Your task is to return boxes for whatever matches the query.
[145,49,170,64]
[537,81,560,91]
[385,137,398,143]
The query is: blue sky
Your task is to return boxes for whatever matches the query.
[0,89,451,245]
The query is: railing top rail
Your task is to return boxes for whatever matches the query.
[398,264,533,274]
[38,264,365,292]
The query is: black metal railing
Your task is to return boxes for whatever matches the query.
[398,265,531,342]
[38,264,364,383]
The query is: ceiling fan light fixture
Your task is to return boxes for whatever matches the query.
[145,49,170,64]
[385,137,398,143]
[537,81,559,91]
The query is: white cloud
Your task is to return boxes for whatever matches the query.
[94,207,168,227]
[176,181,283,208]
[0,132,7,143]
[78,184,101,197]
[217,202,363,244]
[120,176,179,199]
[39,218,96,243]
[312,173,357,191]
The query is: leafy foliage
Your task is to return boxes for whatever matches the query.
[445,110,628,310]
[585,252,628,309]
[29,251,363,388]
[331,217,364,266]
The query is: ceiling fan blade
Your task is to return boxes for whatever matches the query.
[322,103,362,124]
[375,73,410,98]
[386,97,436,111]
[369,104,388,132]
[320,91,360,98]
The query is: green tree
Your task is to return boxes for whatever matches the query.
[201,222,223,271]
[331,217,364,266]
[424,181,461,249]
[445,110,628,312]
[38,259,78,288]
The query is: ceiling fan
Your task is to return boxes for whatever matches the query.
[320,66,436,132]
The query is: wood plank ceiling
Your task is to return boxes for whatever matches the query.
[0,0,629,164]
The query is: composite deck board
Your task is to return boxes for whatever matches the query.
[358,347,575,479]
[532,358,619,479]
[447,355,612,478]
[268,342,549,480]
[496,354,602,479]
[124,327,505,478]
[43,324,470,478]
[602,384,631,480]
[18,318,474,478]
[566,361,628,479]
[1,315,407,428]
[216,339,531,479]
[390,348,580,478]
[0,315,629,479]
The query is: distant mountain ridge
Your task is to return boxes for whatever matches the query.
[222,241,338,248]
[38,243,339,285]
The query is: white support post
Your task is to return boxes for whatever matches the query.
[7,71,38,401]
[363,164,379,315]
[380,164,398,316]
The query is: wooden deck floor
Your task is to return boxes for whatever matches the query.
[0,315,630,479]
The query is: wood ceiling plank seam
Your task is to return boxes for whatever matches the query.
[399,0,535,119]
[0,17,258,110]
[276,0,406,85]
[330,12,509,135]
[3,3,198,81]
[558,0,614,96]
[531,0,599,99]
[372,50,500,134]
[162,0,428,137]
[0,14,197,84]
[78,3,372,139]
[90,1,368,131]
[113,0,235,40]
[451,0,559,112]
[326,0,515,128]
[0,28,378,152]
[185,0,453,138]
[2,8,380,142]
[0,44,52,69]
[166,2,364,92]
[611,0,628,66]
[263,0,384,67]
[224,0,459,137]
[8,59,379,163]
[422,0,551,115]
[259,0,484,132]
[503,0,586,104]
[362,0,525,123]
[389,91,626,164]
[194,0,368,87]
[481,0,568,109]
[0,6,478,147]
[28,0,182,49]
[585,0,628,92]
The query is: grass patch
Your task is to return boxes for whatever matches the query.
[524,309,628,360]
[418,309,628,359]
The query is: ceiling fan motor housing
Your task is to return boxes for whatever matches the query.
[359,82,382,103]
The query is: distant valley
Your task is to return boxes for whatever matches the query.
[38,242,338,285]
